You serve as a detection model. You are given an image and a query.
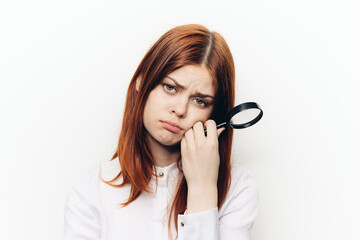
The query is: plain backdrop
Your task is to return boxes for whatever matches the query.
[1,0,359,239]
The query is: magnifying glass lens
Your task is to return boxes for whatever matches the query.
[205,102,263,134]
[230,108,262,125]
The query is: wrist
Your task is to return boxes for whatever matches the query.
[188,184,217,194]
[186,186,218,214]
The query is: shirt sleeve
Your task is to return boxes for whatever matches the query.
[177,168,258,240]
[178,207,220,240]
[63,184,102,240]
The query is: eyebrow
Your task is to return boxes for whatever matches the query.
[165,76,215,99]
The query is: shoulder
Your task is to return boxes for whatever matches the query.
[64,162,115,238]
[66,159,121,207]
[66,167,101,209]
[229,163,258,201]
[229,163,257,192]
[216,164,259,234]
[219,163,259,217]
[99,158,122,182]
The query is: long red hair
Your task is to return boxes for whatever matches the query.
[100,24,235,239]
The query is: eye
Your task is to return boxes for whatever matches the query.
[163,84,176,93]
[193,98,207,108]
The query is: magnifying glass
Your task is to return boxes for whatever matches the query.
[204,102,263,135]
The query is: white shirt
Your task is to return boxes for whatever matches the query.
[63,159,258,240]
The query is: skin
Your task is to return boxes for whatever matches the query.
[138,64,225,213]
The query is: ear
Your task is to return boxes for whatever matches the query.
[136,77,141,92]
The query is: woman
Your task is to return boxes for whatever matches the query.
[64,24,258,240]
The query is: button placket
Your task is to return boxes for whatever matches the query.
[152,167,168,223]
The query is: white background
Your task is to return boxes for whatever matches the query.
[1,0,359,239]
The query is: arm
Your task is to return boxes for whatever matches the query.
[177,169,258,240]
[179,120,258,239]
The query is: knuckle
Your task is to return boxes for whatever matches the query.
[205,119,216,127]
[194,121,203,127]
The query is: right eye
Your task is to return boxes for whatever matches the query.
[163,84,176,93]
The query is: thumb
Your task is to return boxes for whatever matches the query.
[217,127,226,137]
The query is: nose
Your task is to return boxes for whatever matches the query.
[171,99,188,118]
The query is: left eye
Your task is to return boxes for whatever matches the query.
[194,98,206,106]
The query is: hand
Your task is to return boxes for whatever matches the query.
[180,120,225,190]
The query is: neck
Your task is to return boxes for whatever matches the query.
[146,135,181,168]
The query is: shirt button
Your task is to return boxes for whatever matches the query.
[159,172,164,177]
[180,222,185,227]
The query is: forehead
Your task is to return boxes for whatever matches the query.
[166,65,215,95]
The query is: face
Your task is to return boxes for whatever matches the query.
[142,64,216,148]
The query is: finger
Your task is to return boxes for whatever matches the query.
[217,127,226,137]
[204,120,217,140]
[192,121,205,142]
[183,127,195,151]
[180,136,187,153]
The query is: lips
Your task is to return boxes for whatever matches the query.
[161,121,182,133]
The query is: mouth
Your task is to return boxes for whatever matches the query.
[160,121,182,133]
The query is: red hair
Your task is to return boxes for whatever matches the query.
[100,24,235,239]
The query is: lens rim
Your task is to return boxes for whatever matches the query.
[227,102,263,129]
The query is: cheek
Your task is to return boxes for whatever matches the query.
[143,97,156,124]
[143,89,169,120]
[186,108,213,127]
[147,88,169,107]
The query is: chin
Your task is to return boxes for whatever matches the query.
[159,138,181,147]
[158,134,182,147]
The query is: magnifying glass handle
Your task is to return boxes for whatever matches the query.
[216,122,227,129]
[204,122,227,136]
